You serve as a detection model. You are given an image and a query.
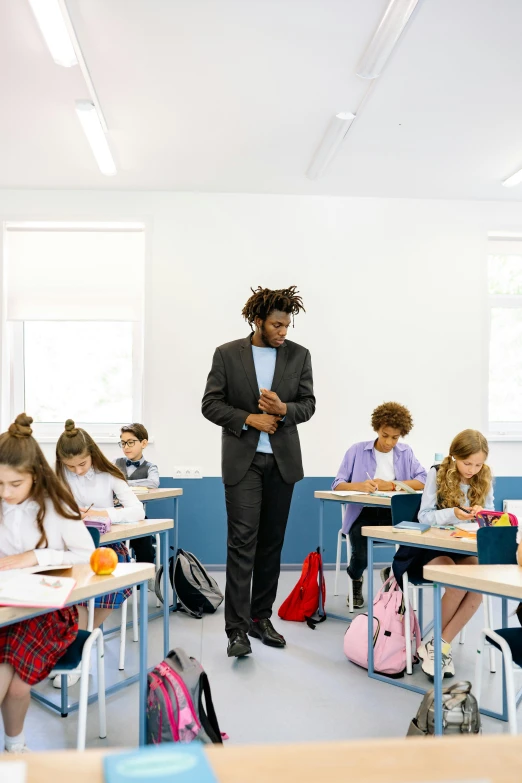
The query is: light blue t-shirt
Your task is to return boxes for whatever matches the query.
[252,345,277,453]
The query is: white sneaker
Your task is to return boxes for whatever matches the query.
[5,744,31,753]
[420,639,455,679]
[148,577,155,592]
[52,672,81,689]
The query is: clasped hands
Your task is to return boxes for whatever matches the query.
[245,388,287,435]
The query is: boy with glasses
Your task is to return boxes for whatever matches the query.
[115,423,159,565]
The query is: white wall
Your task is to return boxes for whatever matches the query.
[1,190,522,477]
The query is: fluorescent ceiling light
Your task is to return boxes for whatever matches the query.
[356,0,420,79]
[306,113,356,180]
[28,0,78,67]
[75,101,117,176]
[502,168,522,188]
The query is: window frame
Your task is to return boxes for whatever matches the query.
[487,237,522,439]
[9,320,143,443]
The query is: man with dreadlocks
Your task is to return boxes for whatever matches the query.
[202,286,315,658]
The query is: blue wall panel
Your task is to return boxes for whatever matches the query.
[144,476,522,566]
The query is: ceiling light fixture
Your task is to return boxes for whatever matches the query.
[306,113,356,180]
[502,168,522,188]
[28,0,78,67]
[356,0,420,79]
[75,101,117,176]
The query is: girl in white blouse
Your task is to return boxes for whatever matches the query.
[0,413,94,754]
[56,419,144,635]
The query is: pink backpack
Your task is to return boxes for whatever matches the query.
[343,577,420,676]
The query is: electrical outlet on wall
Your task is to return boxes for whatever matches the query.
[172,467,203,479]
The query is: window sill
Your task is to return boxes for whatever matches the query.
[486,433,522,442]
[35,436,155,444]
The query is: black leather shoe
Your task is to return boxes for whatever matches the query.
[248,618,286,648]
[227,630,252,658]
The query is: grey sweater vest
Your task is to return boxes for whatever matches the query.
[115,457,152,481]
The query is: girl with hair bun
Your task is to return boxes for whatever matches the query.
[55,419,144,686]
[0,413,94,754]
[393,429,494,680]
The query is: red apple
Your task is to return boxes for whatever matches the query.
[90,547,118,575]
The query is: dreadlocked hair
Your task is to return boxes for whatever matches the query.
[241,286,305,328]
[0,413,81,550]
[436,429,492,510]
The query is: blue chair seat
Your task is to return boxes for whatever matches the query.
[55,630,91,670]
[488,628,522,667]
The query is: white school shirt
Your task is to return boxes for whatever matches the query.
[373,448,396,481]
[0,497,95,566]
[65,468,144,524]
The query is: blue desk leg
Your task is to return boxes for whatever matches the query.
[502,597,508,629]
[172,496,179,610]
[433,583,443,736]
[367,536,375,678]
[318,500,325,615]
[139,579,148,746]
[162,529,170,657]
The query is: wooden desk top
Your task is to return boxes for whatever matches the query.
[315,490,392,507]
[139,488,183,501]
[424,563,522,598]
[101,518,174,544]
[362,525,477,553]
[0,562,155,627]
[3,734,522,782]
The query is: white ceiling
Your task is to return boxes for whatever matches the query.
[2,0,522,199]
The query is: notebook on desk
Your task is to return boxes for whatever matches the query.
[0,572,76,608]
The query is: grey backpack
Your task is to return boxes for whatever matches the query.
[147,648,223,744]
[407,681,481,736]
[155,548,224,619]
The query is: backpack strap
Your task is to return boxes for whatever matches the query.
[198,672,223,744]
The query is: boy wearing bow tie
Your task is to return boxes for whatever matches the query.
[114,423,160,564]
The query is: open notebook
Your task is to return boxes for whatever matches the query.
[0,571,76,608]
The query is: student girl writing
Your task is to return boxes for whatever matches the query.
[56,419,144,639]
[392,429,493,679]
[0,414,94,753]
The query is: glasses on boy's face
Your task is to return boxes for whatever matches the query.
[119,440,138,448]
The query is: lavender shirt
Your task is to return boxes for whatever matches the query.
[332,440,427,534]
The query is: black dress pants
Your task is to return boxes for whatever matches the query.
[224,453,294,635]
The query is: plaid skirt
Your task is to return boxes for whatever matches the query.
[0,606,78,685]
[80,542,133,610]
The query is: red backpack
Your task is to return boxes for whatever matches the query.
[278,548,326,629]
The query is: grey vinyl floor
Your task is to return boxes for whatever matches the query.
[14,569,522,751]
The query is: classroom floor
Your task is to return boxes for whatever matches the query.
[16,568,522,751]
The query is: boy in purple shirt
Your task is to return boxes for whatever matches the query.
[332,402,427,608]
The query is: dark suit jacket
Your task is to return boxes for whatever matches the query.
[202,336,315,486]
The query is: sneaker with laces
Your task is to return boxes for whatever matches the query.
[420,638,455,679]
[348,576,364,609]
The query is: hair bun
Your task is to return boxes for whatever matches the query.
[8,413,33,439]
[64,419,79,437]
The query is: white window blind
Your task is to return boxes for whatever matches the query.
[5,225,145,321]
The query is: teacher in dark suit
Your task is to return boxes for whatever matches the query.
[202,286,315,658]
